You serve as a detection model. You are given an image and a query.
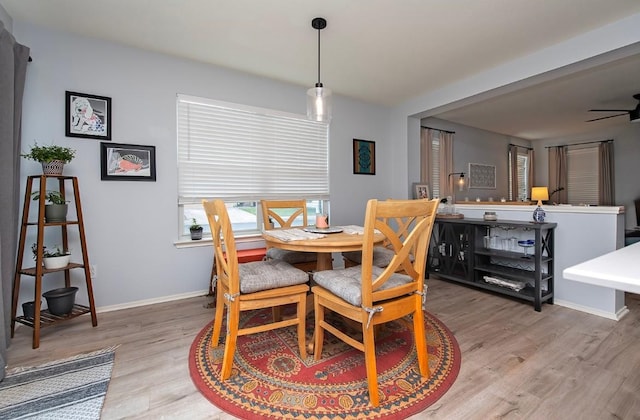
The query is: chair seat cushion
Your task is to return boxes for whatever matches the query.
[342,246,414,268]
[313,266,413,306]
[239,259,309,294]
[267,248,318,264]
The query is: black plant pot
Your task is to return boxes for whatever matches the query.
[22,301,39,319]
[43,287,78,316]
[190,227,203,240]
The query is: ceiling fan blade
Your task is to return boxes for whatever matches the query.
[589,109,632,112]
[585,113,627,122]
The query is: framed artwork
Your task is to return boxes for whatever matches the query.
[353,139,376,175]
[100,142,156,181]
[413,183,430,199]
[65,91,112,140]
[468,163,496,189]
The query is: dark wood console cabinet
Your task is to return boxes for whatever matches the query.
[428,218,556,311]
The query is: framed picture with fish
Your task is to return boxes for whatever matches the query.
[100,142,156,181]
[66,91,112,140]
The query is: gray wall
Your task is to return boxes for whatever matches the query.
[13,22,393,310]
[533,123,640,229]
[422,117,640,230]
[420,117,532,201]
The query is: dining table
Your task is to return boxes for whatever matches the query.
[262,225,385,271]
[262,225,386,353]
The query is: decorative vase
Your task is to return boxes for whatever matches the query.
[44,203,68,222]
[42,160,65,175]
[532,205,546,223]
[43,254,71,269]
[43,287,78,315]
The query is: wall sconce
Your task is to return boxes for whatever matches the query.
[448,172,465,191]
[531,186,549,222]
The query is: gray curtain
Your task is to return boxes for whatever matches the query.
[599,141,615,205]
[0,22,30,377]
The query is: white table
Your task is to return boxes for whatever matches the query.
[563,241,640,294]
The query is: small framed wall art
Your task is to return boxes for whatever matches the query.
[353,139,376,175]
[412,183,431,199]
[65,91,112,140]
[100,142,156,181]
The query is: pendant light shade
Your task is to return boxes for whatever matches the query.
[307,17,332,122]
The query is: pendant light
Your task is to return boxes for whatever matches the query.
[307,17,332,122]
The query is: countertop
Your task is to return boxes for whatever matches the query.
[563,241,640,294]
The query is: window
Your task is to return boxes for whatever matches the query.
[177,95,329,238]
[567,146,598,205]
[509,150,529,201]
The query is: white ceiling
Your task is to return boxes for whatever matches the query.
[3,0,640,140]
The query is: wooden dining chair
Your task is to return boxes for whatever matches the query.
[260,199,318,272]
[203,199,310,380]
[342,201,416,269]
[312,198,438,406]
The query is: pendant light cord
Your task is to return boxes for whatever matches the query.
[316,25,322,87]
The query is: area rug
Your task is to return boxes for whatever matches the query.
[189,308,460,419]
[0,346,116,419]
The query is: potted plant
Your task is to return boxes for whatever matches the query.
[21,141,76,175]
[31,190,69,222]
[31,243,71,269]
[190,218,203,240]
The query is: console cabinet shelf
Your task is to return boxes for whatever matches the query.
[428,217,556,311]
[11,175,97,348]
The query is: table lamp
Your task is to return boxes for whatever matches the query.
[531,187,549,223]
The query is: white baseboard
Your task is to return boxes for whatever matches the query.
[96,289,210,314]
[554,299,629,321]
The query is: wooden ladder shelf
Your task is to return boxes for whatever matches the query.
[11,175,97,348]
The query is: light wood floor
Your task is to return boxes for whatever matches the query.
[7,277,640,419]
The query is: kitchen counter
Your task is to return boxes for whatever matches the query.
[563,241,640,294]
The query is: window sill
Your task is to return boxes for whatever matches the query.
[174,235,266,249]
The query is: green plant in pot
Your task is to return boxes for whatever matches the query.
[21,141,76,175]
[190,218,203,240]
[31,190,69,222]
[31,243,71,270]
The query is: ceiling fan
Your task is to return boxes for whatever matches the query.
[586,93,640,123]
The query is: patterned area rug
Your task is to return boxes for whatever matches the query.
[0,347,116,419]
[189,308,460,419]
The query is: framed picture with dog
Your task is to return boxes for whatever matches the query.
[65,91,112,140]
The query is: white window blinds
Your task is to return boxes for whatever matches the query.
[517,153,529,201]
[177,95,329,204]
[567,146,599,205]
[431,135,440,199]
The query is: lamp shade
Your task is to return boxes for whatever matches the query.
[531,187,549,206]
[307,85,332,122]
